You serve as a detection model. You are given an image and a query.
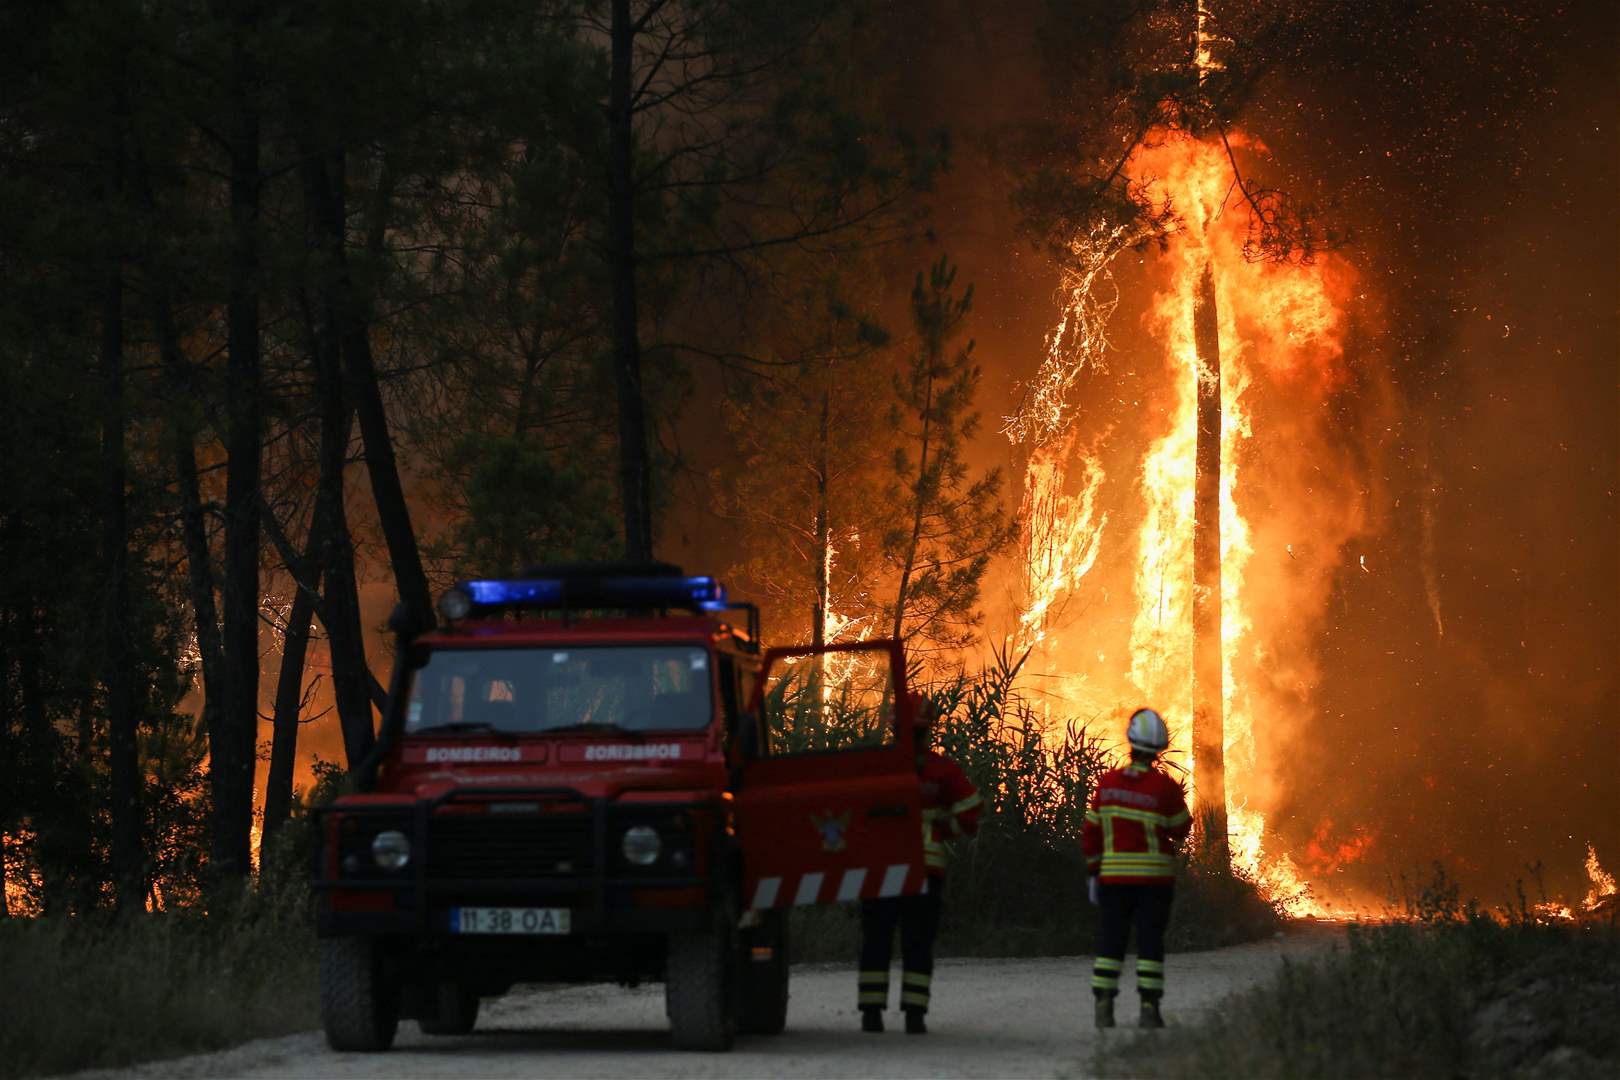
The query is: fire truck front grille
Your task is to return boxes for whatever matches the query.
[426,815,596,879]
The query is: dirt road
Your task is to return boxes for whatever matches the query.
[91,933,1335,1079]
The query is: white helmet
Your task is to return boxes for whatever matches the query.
[1126,707,1169,754]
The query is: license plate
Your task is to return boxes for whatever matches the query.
[450,906,571,935]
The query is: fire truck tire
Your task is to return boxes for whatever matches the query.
[319,937,400,1052]
[665,909,738,1051]
[417,983,480,1036]
[737,912,790,1035]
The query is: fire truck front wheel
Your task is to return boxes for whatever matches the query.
[319,937,400,1052]
[665,908,739,1051]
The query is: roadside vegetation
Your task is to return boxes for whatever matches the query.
[0,798,332,1080]
[0,889,313,1080]
[1112,869,1620,1080]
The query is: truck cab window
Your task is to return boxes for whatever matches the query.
[406,645,714,734]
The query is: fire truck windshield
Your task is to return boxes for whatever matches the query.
[404,645,713,736]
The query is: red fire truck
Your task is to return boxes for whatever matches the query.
[315,565,928,1052]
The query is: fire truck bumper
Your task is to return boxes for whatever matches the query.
[316,880,715,938]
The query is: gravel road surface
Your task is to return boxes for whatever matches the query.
[86,932,1337,1079]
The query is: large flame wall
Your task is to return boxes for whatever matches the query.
[1018,131,1396,914]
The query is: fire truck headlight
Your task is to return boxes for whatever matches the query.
[371,829,411,871]
[621,825,662,867]
[438,587,473,622]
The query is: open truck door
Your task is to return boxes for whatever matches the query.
[733,641,927,911]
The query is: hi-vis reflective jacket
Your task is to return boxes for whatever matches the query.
[919,751,982,873]
[1082,763,1191,884]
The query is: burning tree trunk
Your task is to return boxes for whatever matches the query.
[1191,260,1227,853]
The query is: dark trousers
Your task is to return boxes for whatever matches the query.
[1092,882,1174,1001]
[857,875,944,1013]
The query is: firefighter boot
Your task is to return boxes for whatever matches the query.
[1139,997,1165,1029]
[861,1007,884,1033]
[1094,992,1116,1029]
[904,1007,927,1035]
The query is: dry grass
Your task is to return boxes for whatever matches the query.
[1117,869,1620,1079]
[0,836,319,1080]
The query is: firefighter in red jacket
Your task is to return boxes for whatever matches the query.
[857,695,982,1035]
[1082,707,1191,1029]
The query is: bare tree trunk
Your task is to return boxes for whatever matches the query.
[100,200,144,914]
[262,572,315,839]
[135,133,228,784]
[1191,260,1227,855]
[295,130,433,630]
[214,1,263,880]
[296,147,381,770]
[335,262,433,629]
[152,300,226,785]
[609,0,653,562]
[313,448,375,771]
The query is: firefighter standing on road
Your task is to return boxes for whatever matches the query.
[1083,707,1191,1029]
[857,696,982,1035]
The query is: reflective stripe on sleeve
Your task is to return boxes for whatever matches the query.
[1098,805,1172,827]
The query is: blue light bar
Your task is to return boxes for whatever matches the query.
[464,579,564,607]
[457,575,727,613]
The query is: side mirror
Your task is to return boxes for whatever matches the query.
[388,602,423,640]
